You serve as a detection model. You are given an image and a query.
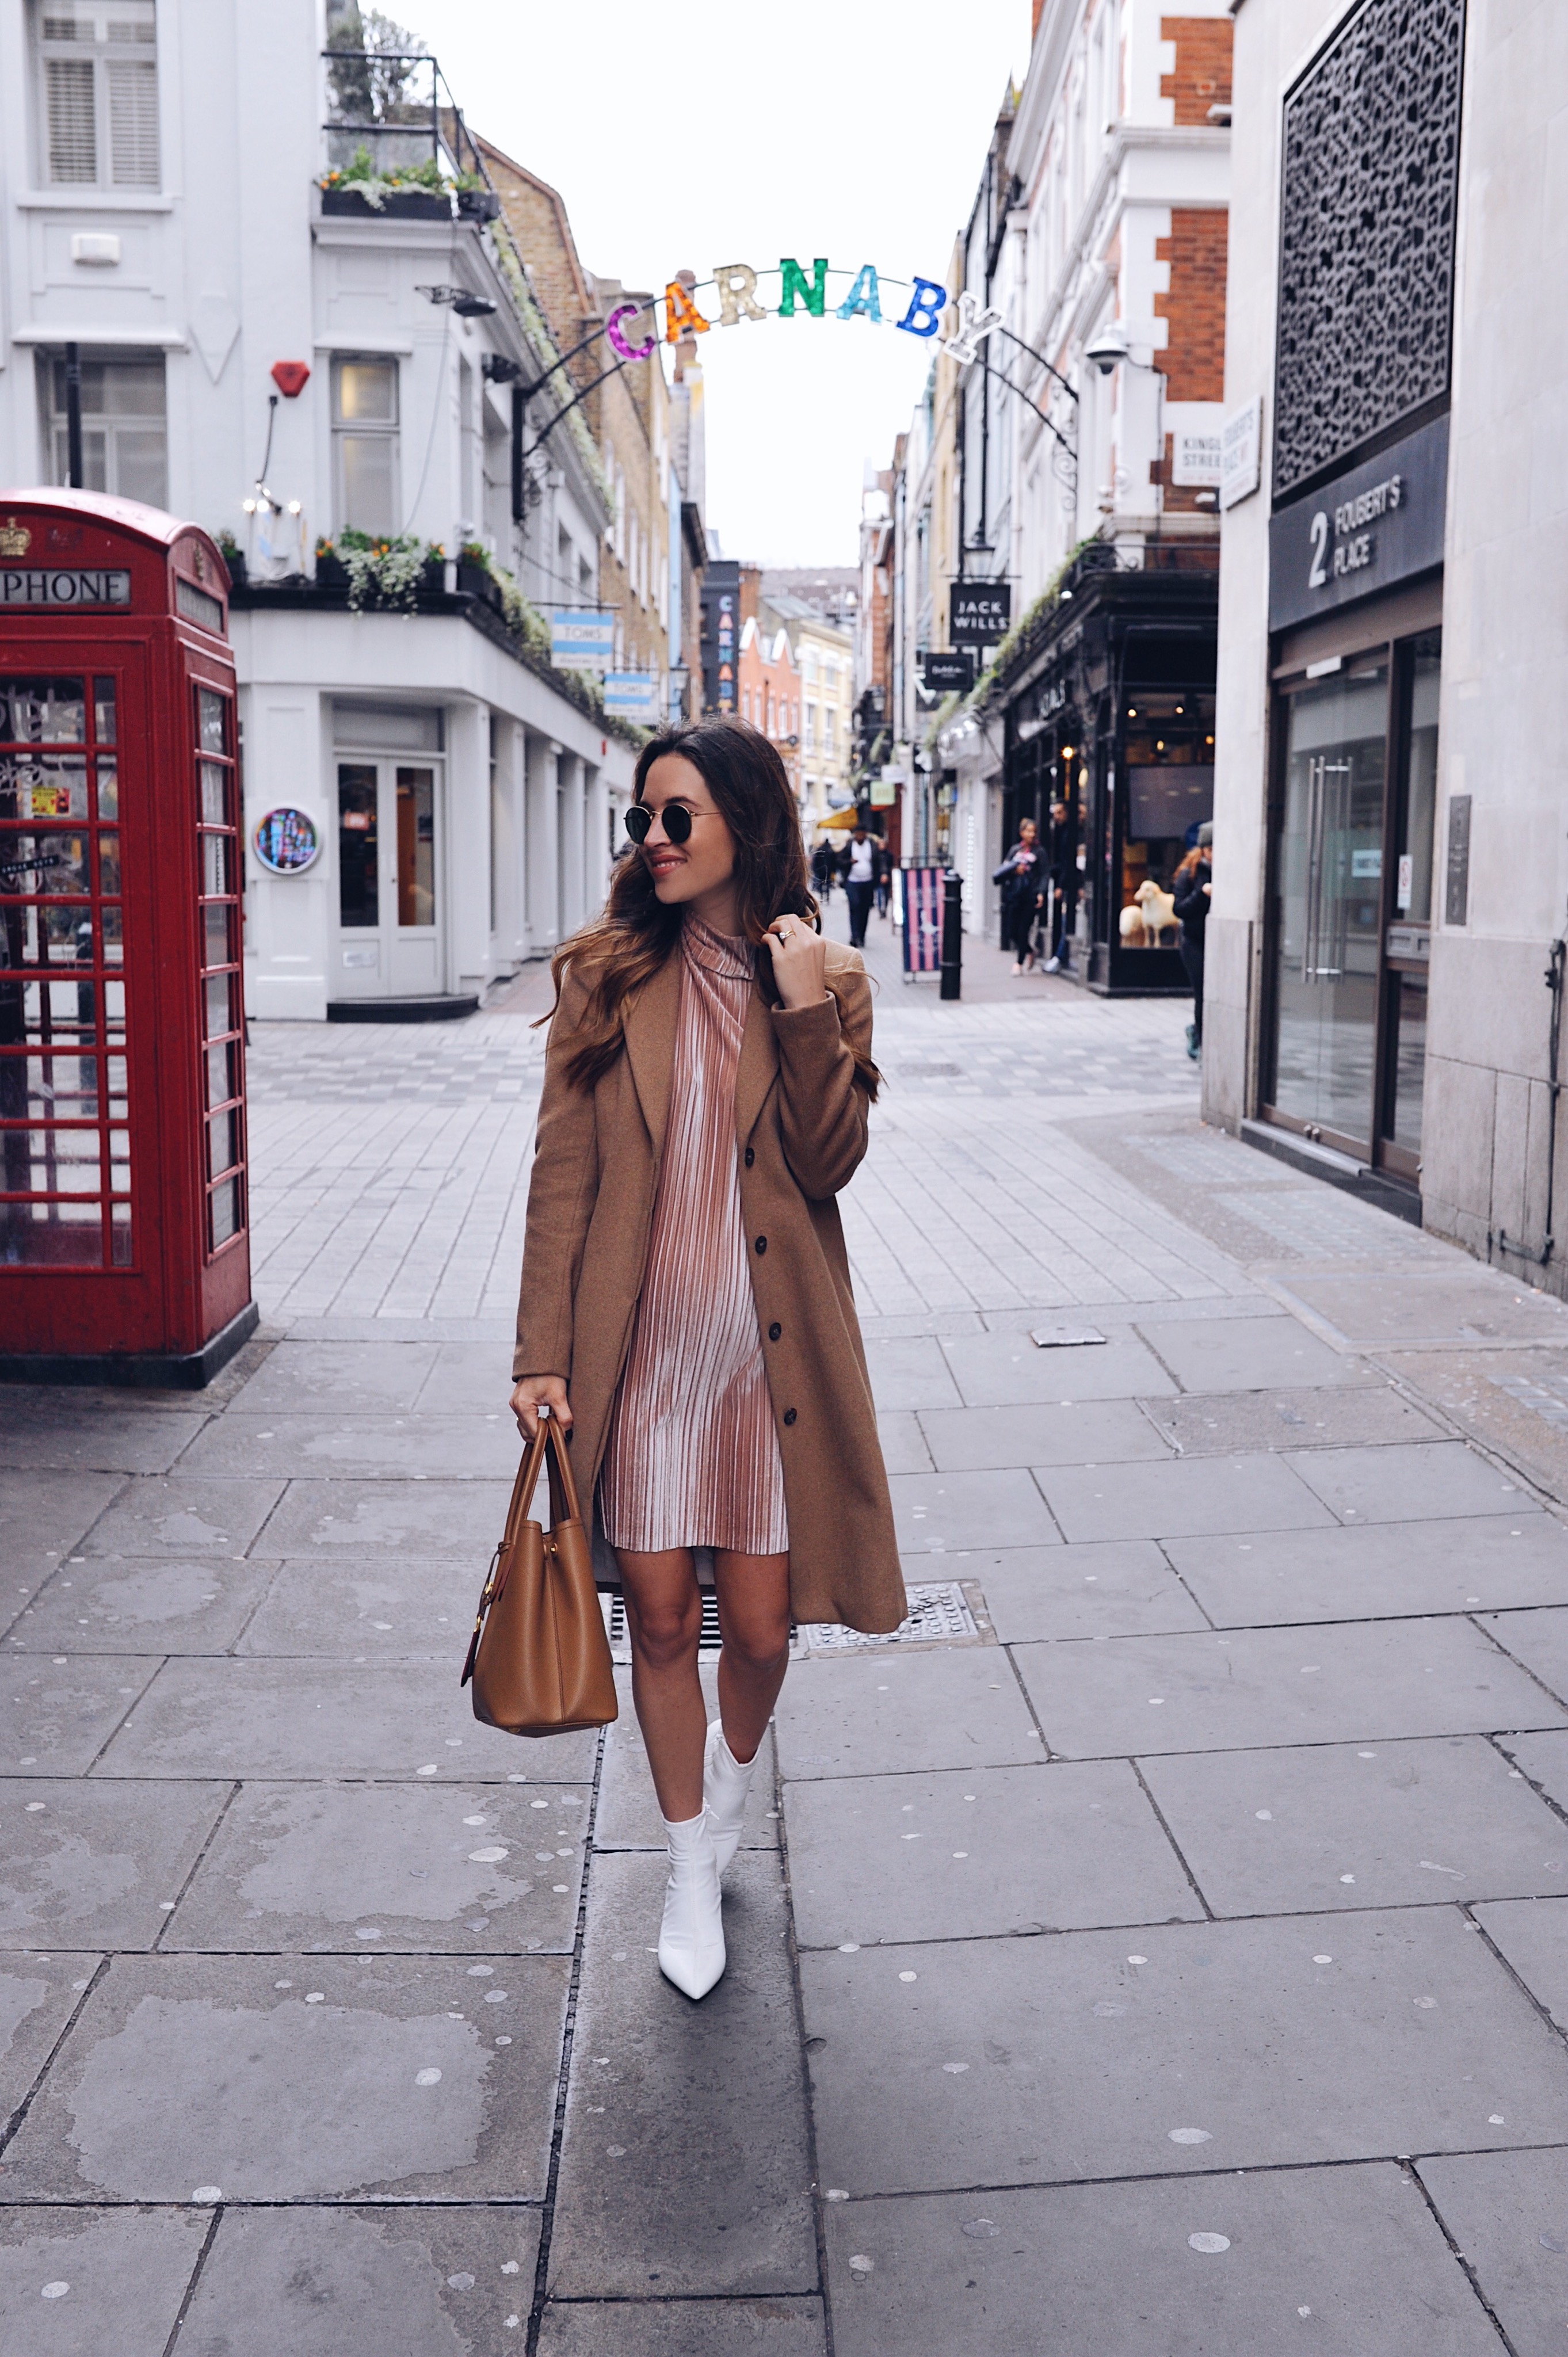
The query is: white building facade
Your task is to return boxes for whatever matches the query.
[0,0,639,1021]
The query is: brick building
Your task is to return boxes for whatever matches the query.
[736,616,802,799]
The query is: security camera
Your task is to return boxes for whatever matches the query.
[1085,321,1130,375]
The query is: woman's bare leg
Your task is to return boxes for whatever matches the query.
[712,1549,791,1764]
[616,1547,705,1821]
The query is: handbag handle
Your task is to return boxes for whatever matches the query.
[545,1413,584,1529]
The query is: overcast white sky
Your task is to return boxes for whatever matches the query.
[391,0,1029,565]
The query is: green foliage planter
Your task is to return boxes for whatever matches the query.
[321,185,451,219]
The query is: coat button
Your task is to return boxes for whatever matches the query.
[754,1236,767,1254]
[768,1321,781,1341]
[783,1408,797,1426]
[744,1146,754,1166]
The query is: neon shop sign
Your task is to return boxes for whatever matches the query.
[602,263,1002,363]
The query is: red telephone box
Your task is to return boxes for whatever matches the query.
[0,491,254,1385]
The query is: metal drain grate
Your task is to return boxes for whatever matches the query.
[602,1589,726,1665]
[601,1579,990,1664]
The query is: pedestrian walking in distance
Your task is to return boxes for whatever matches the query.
[1173,819,1212,1059]
[510,719,905,2000]
[994,818,1046,973]
[873,834,892,919]
[842,821,876,948]
[810,837,835,902]
[1044,796,1077,972]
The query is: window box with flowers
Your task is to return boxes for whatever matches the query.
[318,146,452,220]
[314,532,445,611]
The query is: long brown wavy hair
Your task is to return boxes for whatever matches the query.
[541,718,880,1099]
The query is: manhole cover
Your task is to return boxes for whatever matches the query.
[800,1581,989,1654]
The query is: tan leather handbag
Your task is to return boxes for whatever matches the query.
[461,1414,618,1737]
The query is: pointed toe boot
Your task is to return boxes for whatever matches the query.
[657,1810,726,2000]
[704,1718,760,1878]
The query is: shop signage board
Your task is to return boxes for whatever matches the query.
[1220,398,1262,509]
[550,609,616,672]
[252,807,321,874]
[604,671,659,723]
[920,649,975,691]
[1172,430,1223,486]
[950,582,1011,644]
[1268,413,1449,631]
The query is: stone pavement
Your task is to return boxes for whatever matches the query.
[6,903,1568,2351]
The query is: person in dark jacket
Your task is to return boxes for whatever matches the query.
[811,839,836,901]
[993,819,1046,972]
[1044,798,1077,971]
[1172,821,1212,1059]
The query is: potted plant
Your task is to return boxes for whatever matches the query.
[456,541,506,613]
[216,530,246,590]
[318,146,452,220]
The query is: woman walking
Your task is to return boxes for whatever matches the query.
[510,720,905,2001]
[993,818,1046,973]
[1173,822,1212,1060]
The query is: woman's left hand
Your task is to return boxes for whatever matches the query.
[766,912,829,1010]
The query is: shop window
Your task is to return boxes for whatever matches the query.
[332,357,399,537]
[44,352,166,507]
[33,0,159,189]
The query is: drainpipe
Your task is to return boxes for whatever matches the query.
[1491,929,1565,1271]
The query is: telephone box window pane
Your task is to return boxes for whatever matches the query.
[0,757,89,820]
[94,678,116,743]
[10,981,98,1046]
[110,1202,132,1264]
[0,681,85,742]
[1,1203,104,1267]
[200,834,230,895]
[1,830,91,895]
[97,833,121,895]
[205,1040,236,1109]
[204,973,232,1039]
[109,1127,129,1176]
[16,1130,101,1191]
[208,1108,237,1177]
[5,1052,101,1118]
[338,765,378,926]
[107,1054,127,1119]
[198,691,227,755]
[396,767,435,927]
[204,903,232,968]
[95,757,117,818]
[200,762,230,826]
[209,1176,241,1248]
[103,980,125,1032]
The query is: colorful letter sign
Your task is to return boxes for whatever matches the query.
[835,265,883,324]
[778,257,828,317]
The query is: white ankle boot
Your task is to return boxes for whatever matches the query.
[704,1719,759,1878]
[657,1810,726,2000]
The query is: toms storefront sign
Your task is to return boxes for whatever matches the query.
[604,670,659,723]
[950,582,1011,644]
[1268,414,1449,631]
[1,567,131,606]
[550,609,616,672]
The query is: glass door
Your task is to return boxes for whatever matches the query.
[334,757,442,1000]
[1376,632,1440,1176]
[1269,661,1389,1153]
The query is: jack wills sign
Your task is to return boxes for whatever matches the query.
[950,581,1011,644]
[1268,414,1448,631]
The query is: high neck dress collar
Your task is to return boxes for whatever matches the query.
[682,912,753,981]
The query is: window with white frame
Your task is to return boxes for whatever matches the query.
[43,350,166,503]
[33,0,159,189]
[805,702,817,751]
[332,357,399,536]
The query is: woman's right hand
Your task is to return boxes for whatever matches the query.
[509,1374,572,1442]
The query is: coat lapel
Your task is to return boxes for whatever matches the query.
[734,980,780,1147]
[621,952,680,1162]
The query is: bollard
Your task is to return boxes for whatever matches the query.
[940,868,963,1000]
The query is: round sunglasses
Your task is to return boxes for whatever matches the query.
[624,801,693,846]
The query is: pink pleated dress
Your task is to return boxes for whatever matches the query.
[597,916,789,1556]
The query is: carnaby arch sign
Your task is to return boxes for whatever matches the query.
[597,262,1002,364]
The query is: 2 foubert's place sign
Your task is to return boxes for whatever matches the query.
[600,264,1001,362]
[1268,415,1449,630]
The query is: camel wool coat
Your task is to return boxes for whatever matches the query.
[513,937,906,1634]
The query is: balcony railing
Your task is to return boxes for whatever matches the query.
[321,46,489,187]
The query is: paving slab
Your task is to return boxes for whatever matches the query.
[785,1759,1200,1947]
[2,1952,569,2200]
[888,1468,1060,1555]
[938,1330,1177,1406]
[1036,1451,1332,1542]
[1012,1619,1565,1758]
[1275,1269,1568,1349]
[0,1657,160,1776]
[539,2296,827,2356]
[1471,1897,1568,2032]
[234,1553,478,1660]
[545,1851,816,2299]
[255,1478,512,1558]
[875,1412,932,1474]
[7,1555,274,1655]
[180,1414,522,1481]
[1136,1313,1375,1391]
[1380,1344,1568,1515]
[227,1340,440,1416]
[1420,2149,1568,2357]
[411,1340,521,1416]
[176,2203,542,2356]
[167,1780,587,1952]
[0,1952,100,2121]
[77,1478,285,1561]
[961,1541,1210,1642]
[0,1472,125,1624]
[1167,1515,1568,1626]
[774,1650,1042,1780]
[91,1658,601,1782]
[1287,1440,1539,1524]
[822,2164,1499,2357]
[0,1395,208,1474]
[0,2205,208,2357]
[1142,1737,1568,1916]
[0,1780,228,1950]
[596,1668,778,1850]
[915,1400,1170,1471]
[1502,1727,1568,1812]
[800,1906,1568,2196]
[863,1337,963,1412]
[1146,1385,1444,1455]
[1477,1607,1568,1707]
